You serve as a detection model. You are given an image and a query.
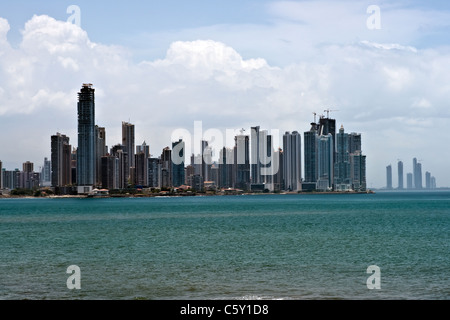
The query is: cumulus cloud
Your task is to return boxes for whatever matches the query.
[0,12,449,188]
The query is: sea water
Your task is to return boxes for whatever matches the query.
[0,191,449,300]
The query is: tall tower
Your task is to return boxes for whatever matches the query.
[172,139,185,187]
[398,160,404,189]
[234,133,250,190]
[51,133,72,188]
[283,131,302,191]
[250,126,261,184]
[77,83,96,191]
[95,126,107,186]
[317,134,333,191]
[304,124,318,184]
[334,125,351,190]
[386,165,393,190]
[122,121,135,174]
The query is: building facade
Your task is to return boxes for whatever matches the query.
[77,83,96,192]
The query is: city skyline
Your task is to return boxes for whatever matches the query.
[1,1,450,188]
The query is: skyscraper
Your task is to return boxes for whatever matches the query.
[398,161,404,190]
[161,147,172,188]
[219,147,234,189]
[135,141,150,187]
[416,162,423,189]
[334,125,351,190]
[201,140,211,183]
[122,121,135,176]
[148,158,161,188]
[101,155,119,190]
[95,126,107,186]
[425,171,431,189]
[234,133,250,190]
[51,133,72,188]
[407,173,413,189]
[172,139,185,187]
[317,134,333,191]
[77,83,96,192]
[0,160,2,190]
[412,157,423,189]
[23,161,33,173]
[304,123,318,184]
[110,144,129,189]
[386,165,393,190]
[350,151,366,192]
[283,131,302,191]
[250,126,261,184]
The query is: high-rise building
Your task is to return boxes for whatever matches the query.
[101,155,119,190]
[318,116,336,141]
[317,134,333,191]
[234,133,250,190]
[425,171,431,189]
[219,147,234,189]
[398,161,404,190]
[348,133,362,154]
[122,121,135,175]
[51,133,72,188]
[283,131,302,191]
[110,144,129,189]
[172,139,185,187]
[386,165,393,190]
[304,123,318,184]
[0,160,2,189]
[250,126,261,184]
[95,126,107,186]
[273,148,284,192]
[412,158,423,189]
[23,161,33,173]
[40,157,51,187]
[259,130,275,189]
[135,141,150,187]
[77,83,96,192]
[416,162,423,189]
[430,176,436,189]
[160,147,172,188]
[407,173,413,189]
[334,125,351,190]
[350,151,366,192]
[148,158,161,188]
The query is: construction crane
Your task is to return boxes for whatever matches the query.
[324,109,339,118]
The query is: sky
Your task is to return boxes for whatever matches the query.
[0,0,450,189]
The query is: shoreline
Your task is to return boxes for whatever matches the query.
[0,190,376,199]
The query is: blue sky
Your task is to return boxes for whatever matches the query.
[1,0,450,188]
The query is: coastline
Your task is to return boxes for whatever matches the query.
[0,190,375,199]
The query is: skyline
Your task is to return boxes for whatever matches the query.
[1,1,450,188]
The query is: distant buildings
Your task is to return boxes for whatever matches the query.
[386,165,393,190]
[398,161,404,190]
[387,158,436,190]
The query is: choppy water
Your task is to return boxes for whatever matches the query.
[0,191,449,300]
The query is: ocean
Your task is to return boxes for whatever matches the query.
[0,191,449,300]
